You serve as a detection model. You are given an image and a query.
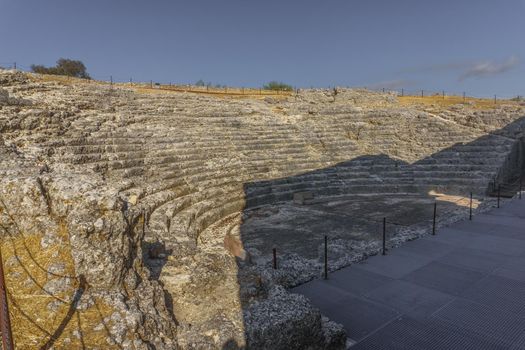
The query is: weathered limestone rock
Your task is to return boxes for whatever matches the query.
[244,286,344,350]
[1,70,524,349]
[293,191,314,205]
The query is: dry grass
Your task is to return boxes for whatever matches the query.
[27,73,94,87]
[27,72,292,99]
[0,217,121,349]
[133,84,292,99]
[398,95,518,110]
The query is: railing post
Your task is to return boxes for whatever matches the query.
[432,202,437,235]
[272,248,277,269]
[497,185,501,208]
[142,209,146,235]
[0,247,15,350]
[382,217,386,255]
[324,235,328,280]
[469,192,473,221]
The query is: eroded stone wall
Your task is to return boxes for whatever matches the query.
[1,70,524,349]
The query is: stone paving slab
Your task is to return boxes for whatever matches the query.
[350,316,507,350]
[323,267,393,297]
[433,298,525,347]
[460,275,525,316]
[494,256,525,282]
[473,214,525,230]
[292,198,525,348]
[354,251,433,279]
[387,238,456,259]
[293,281,399,341]
[402,261,486,296]
[426,228,479,246]
[436,247,509,273]
[364,280,454,320]
[468,235,525,256]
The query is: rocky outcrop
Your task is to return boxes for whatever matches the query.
[0,158,177,349]
[1,70,524,349]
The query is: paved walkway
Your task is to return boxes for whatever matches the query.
[292,199,525,349]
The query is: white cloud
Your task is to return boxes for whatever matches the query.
[459,56,520,80]
[401,56,520,81]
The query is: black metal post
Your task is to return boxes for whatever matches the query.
[142,209,146,235]
[401,88,404,97]
[382,217,386,255]
[432,202,437,235]
[520,178,522,200]
[469,192,473,221]
[324,235,328,280]
[497,185,500,208]
[272,248,277,269]
[421,90,424,97]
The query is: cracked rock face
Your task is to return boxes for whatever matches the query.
[1,69,524,349]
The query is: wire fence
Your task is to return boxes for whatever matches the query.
[0,61,294,96]
[270,182,522,281]
[2,60,523,101]
[368,87,524,102]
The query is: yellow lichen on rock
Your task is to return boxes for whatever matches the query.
[0,218,118,349]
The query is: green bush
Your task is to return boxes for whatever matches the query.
[263,81,293,91]
[31,58,90,79]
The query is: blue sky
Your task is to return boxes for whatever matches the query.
[0,0,523,97]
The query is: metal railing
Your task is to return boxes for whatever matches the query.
[271,185,520,280]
